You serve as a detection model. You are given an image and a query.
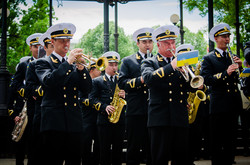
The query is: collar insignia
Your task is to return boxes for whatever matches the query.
[136,53,141,59]
[50,56,59,63]
[157,55,163,62]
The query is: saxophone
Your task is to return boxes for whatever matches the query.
[187,61,206,124]
[108,75,127,123]
[11,101,28,142]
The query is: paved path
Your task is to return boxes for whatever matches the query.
[0,156,250,165]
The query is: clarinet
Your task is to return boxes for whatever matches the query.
[227,44,245,88]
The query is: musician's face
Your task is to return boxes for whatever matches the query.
[157,39,176,58]
[137,39,154,54]
[90,68,101,79]
[44,43,54,56]
[52,38,71,57]
[30,44,40,59]
[215,34,230,51]
[105,62,118,76]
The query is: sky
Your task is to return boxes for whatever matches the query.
[24,0,209,43]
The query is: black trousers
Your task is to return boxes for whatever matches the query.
[210,112,238,165]
[126,115,151,165]
[42,131,82,165]
[81,123,100,165]
[98,124,125,165]
[149,126,189,165]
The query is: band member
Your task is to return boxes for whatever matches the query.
[200,23,243,165]
[243,41,250,98]
[35,23,92,165]
[141,25,199,165]
[11,33,42,165]
[80,60,101,165]
[25,32,54,165]
[89,51,126,165]
[175,44,209,165]
[118,27,154,165]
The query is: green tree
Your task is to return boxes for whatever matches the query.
[75,21,136,62]
[183,0,250,55]
[4,0,54,74]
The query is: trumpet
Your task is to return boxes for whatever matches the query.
[76,54,108,71]
[168,49,204,88]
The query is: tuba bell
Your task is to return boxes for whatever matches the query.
[11,101,28,142]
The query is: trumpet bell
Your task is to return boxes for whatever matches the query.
[190,75,204,88]
[96,57,108,71]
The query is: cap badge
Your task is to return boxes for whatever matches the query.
[224,26,228,31]
[165,30,170,35]
[145,32,150,36]
[113,55,116,60]
[187,48,191,51]
[63,28,69,34]
[36,37,39,41]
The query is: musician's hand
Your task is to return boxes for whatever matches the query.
[227,64,239,76]
[233,56,242,67]
[33,96,37,100]
[14,116,21,124]
[118,89,126,99]
[105,105,115,115]
[67,48,83,65]
[170,58,178,69]
[187,104,191,112]
[198,84,203,89]
[140,76,144,84]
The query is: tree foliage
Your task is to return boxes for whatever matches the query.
[183,0,250,54]
[75,21,136,62]
[3,0,53,74]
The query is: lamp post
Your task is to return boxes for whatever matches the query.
[170,13,184,44]
[0,0,10,116]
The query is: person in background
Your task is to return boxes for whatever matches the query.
[11,33,42,165]
[118,27,154,165]
[89,51,126,165]
[80,60,101,165]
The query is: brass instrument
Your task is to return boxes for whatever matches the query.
[227,44,245,87]
[76,53,108,71]
[168,49,204,88]
[187,61,206,124]
[11,101,28,142]
[108,73,127,123]
[146,49,150,58]
[188,90,206,124]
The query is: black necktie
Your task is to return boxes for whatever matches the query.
[167,57,171,63]
[110,76,113,82]
[145,54,147,59]
[222,51,227,59]
[62,58,65,63]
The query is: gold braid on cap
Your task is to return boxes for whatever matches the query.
[156,35,177,41]
[214,27,230,37]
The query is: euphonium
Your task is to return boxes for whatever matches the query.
[11,101,28,142]
[187,61,206,124]
[108,73,127,123]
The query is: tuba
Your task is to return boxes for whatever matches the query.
[108,73,127,123]
[11,101,28,142]
[187,61,206,124]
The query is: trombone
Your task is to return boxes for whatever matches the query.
[167,49,204,88]
[76,54,108,71]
